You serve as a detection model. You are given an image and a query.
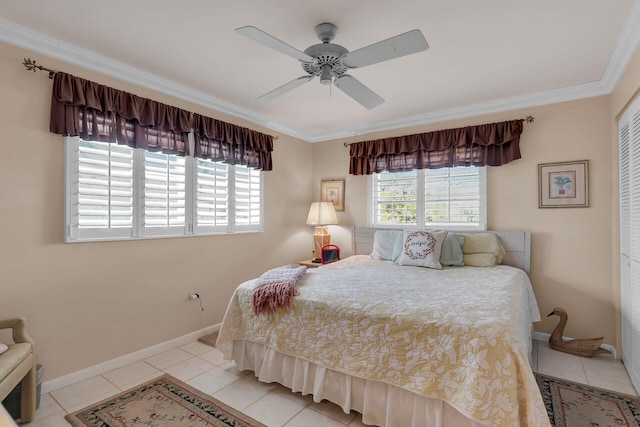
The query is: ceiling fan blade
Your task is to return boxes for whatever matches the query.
[256,76,314,102]
[235,26,315,63]
[334,75,384,109]
[342,29,429,69]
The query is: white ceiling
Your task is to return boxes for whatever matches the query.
[1,0,639,142]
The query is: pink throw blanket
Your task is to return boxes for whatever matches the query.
[252,264,307,315]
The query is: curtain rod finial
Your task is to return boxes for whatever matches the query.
[22,57,57,79]
[524,115,535,123]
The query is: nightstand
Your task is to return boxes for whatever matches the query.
[299,259,322,268]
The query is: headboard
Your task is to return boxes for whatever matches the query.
[353,227,531,273]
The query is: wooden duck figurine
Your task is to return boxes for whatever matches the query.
[547,308,611,357]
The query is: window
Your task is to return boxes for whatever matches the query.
[369,167,486,230]
[65,137,263,242]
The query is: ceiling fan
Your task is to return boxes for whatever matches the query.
[235,23,429,109]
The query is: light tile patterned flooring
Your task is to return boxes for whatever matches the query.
[24,339,638,427]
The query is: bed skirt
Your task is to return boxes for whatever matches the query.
[232,340,489,427]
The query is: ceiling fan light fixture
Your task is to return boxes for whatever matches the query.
[320,64,332,85]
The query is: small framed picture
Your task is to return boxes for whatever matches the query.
[538,160,589,208]
[321,179,345,212]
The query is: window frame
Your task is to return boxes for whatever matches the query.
[64,136,264,242]
[368,167,487,231]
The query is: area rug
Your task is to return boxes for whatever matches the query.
[65,375,266,427]
[198,330,219,347]
[536,373,640,426]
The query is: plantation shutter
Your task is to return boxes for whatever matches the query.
[194,159,229,232]
[143,152,187,235]
[66,139,134,241]
[371,171,419,226]
[425,167,481,226]
[234,166,262,230]
[370,167,484,229]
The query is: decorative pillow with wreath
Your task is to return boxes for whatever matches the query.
[396,229,448,269]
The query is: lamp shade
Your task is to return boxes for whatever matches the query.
[306,202,338,226]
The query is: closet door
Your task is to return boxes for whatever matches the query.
[620,116,631,365]
[620,96,640,394]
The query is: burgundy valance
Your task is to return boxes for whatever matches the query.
[193,114,273,171]
[50,72,191,155]
[349,119,524,175]
[50,72,274,170]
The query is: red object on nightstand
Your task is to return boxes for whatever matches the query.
[321,245,340,264]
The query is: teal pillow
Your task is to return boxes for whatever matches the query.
[391,232,404,263]
[439,233,464,266]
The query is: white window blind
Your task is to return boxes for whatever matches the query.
[143,152,187,235]
[370,167,485,230]
[371,171,418,225]
[195,159,229,232]
[234,166,263,230]
[65,137,263,242]
[424,167,481,226]
[65,140,135,240]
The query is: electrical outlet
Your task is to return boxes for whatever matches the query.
[188,293,200,300]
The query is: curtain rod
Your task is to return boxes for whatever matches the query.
[22,57,280,141]
[343,115,535,147]
[23,58,57,78]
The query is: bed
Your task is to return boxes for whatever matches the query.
[216,228,550,427]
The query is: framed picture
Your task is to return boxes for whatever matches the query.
[538,160,589,208]
[321,179,345,212]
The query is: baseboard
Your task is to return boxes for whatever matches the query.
[41,323,221,394]
[532,331,617,359]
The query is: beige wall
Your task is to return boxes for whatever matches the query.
[0,41,313,380]
[313,96,616,348]
[3,35,639,382]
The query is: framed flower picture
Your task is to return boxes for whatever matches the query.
[538,160,589,208]
[320,179,345,212]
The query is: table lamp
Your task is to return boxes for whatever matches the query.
[306,201,338,262]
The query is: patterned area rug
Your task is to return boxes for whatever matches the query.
[536,373,640,426]
[65,375,265,427]
[198,331,219,347]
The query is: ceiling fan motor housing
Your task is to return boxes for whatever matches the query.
[302,43,349,83]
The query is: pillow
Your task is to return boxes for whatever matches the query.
[397,229,448,269]
[459,233,507,265]
[371,230,403,260]
[391,232,404,263]
[440,233,465,266]
[463,253,499,267]
[0,343,7,355]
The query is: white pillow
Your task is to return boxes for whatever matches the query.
[371,230,403,260]
[0,343,8,355]
[397,229,448,269]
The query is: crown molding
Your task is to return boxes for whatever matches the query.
[0,18,311,141]
[306,80,613,142]
[601,0,640,92]
[1,3,639,144]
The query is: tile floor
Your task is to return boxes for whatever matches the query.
[22,339,638,427]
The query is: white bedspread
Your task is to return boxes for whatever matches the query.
[217,256,549,427]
